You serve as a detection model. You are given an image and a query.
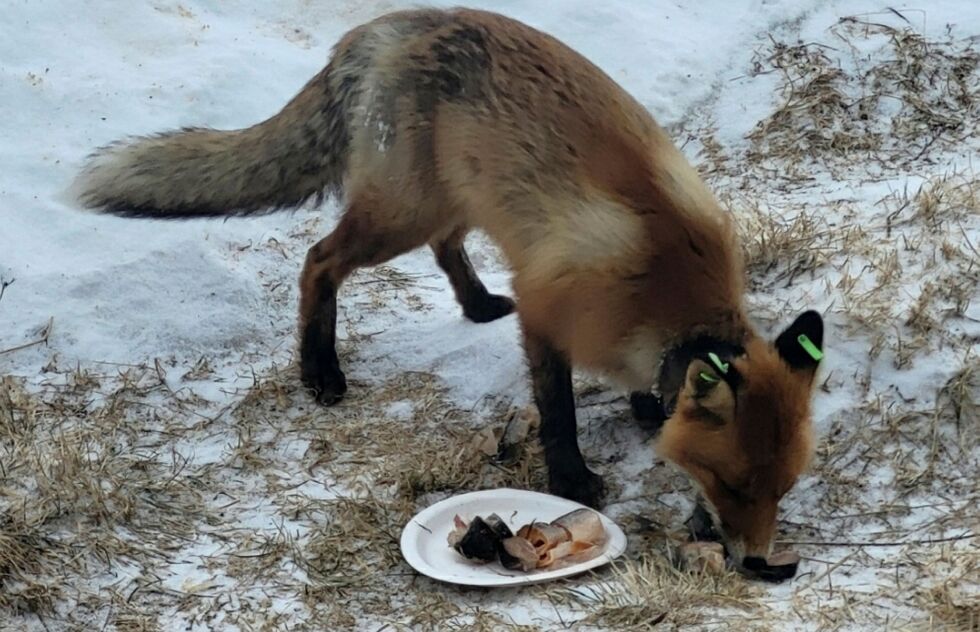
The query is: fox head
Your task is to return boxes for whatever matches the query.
[655,311,823,571]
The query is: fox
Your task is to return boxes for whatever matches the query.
[72,8,825,576]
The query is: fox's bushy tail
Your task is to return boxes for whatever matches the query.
[72,66,351,218]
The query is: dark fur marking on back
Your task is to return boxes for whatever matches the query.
[417,25,491,102]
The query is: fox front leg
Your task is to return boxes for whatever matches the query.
[523,331,606,508]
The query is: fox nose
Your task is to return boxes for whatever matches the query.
[742,556,767,571]
[741,555,798,582]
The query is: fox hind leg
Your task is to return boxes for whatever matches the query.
[299,195,429,404]
[299,245,346,405]
[432,229,514,323]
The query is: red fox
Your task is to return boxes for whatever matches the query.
[73,8,824,577]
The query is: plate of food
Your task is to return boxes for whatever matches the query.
[400,488,628,586]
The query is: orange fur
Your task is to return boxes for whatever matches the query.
[657,338,816,559]
[74,8,821,556]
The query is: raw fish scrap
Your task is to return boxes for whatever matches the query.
[674,541,801,582]
[448,507,607,572]
[447,513,513,563]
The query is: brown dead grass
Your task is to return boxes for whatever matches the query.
[746,17,979,176]
[0,369,219,629]
[554,549,765,630]
[728,170,979,374]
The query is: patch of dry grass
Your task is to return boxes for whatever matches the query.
[727,169,978,373]
[557,553,762,630]
[917,576,980,631]
[727,193,845,286]
[299,493,407,588]
[848,174,977,363]
[746,16,979,175]
[0,368,222,629]
[0,518,63,615]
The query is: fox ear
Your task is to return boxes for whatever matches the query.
[683,359,735,424]
[775,310,824,373]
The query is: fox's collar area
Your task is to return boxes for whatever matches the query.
[657,335,746,416]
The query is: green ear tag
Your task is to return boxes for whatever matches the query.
[699,371,720,384]
[707,352,729,375]
[797,334,824,362]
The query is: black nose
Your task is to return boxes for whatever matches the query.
[742,556,767,571]
[741,555,799,582]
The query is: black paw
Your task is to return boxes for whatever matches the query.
[630,392,667,432]
[464,293,515,324]
[548,466,607,509]
[300,321,347,406]
[301,358,347,405]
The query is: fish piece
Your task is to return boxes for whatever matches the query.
[482,513,514,541]
[537,539,601,568]
[546,544,605,570]
[471,427,499,456]
[751,563,798,582]
[448,513,518,566]
[450,516,500,563]
[677,541,726,574]
[550,508,606,545]
[501,536,538,571]
[446,514,468,549]
[516,522,571,553]
[767,550,800,567]
[483,513,521,566]
[495,408,535,465]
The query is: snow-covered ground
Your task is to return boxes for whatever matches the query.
[1,1,977,630]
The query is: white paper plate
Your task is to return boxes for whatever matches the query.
[400,488,628,586]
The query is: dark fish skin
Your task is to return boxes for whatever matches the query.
[454,517,499,562]
[483,513,514,540]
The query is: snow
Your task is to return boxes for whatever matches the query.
[2,1,978,631]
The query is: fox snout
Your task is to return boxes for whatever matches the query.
[690,498,799,582]
[723,532,773,574]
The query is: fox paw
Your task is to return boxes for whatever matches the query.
[301,360,347,406]
[549,467,607,509]
[464,293,515,324]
